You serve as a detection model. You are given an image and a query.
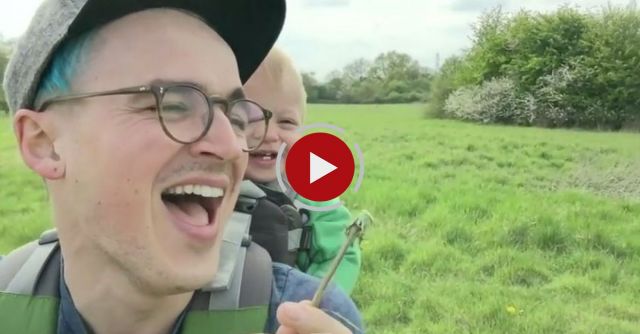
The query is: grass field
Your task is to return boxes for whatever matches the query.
[1,105,640,333]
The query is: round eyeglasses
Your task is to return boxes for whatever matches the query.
[36,83,273,151]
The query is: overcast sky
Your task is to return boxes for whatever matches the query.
[0,0,632,80]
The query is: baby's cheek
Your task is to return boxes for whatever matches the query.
[282,132,301,147]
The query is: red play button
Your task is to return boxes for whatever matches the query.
[285,132,355,202]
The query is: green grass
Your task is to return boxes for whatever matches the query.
[2,105,640,333]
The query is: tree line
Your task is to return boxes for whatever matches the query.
[302,51,432,104]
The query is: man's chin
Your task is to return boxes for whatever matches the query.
[158,264,219,294]
[155,242,223,289]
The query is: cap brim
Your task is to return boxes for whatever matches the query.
[70,0,286,83]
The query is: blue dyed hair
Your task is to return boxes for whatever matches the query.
[35,30,96,107]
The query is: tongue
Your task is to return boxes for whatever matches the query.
[165,200,209,226]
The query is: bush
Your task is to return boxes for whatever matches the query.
[444,77,534,125]
[531,62,625,129]
[443,85,482,122]
[531,66,575,127]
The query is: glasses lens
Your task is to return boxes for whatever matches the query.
[160,86,210,143]
[230,100,267,150]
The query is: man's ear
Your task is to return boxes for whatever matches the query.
[13,109,65,180]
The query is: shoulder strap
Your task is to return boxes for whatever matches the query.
[0,229,60,297]
[197,211,253,309]
[238,242,272,307]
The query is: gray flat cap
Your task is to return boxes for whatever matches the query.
[3,0,286,114]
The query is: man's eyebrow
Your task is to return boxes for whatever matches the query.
[148,79,211,93]
[124,90,155,104]
[228,87,246,100]
[148,80,245,101]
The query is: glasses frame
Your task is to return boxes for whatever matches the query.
[36,83,273,151]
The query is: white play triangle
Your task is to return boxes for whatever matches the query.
[309,152,337,184]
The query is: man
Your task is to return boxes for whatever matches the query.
[0,0,363,333]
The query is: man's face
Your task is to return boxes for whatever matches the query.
[44,9,247,293]
[243,68,304,183]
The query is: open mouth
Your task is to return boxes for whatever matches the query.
[161,184,224,240]
[249,150,278,163]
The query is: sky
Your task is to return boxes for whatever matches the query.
[0,0,633,81]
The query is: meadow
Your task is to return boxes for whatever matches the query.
[1,105,639,333]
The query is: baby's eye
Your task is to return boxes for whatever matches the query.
[279,119,298,125]
[277,119,298,130]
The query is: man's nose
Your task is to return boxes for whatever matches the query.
[188,108,243,160]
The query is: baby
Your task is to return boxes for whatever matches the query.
[243,48,361,294]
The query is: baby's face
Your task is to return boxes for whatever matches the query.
[244,78,305,183]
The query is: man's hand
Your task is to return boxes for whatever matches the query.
[276,301,352,334]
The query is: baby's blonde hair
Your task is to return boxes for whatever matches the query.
[251,47,307,121]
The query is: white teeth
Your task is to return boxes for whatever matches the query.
[252,152,275,160]
[163,184,224,198]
